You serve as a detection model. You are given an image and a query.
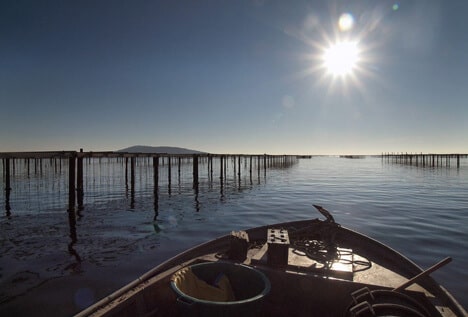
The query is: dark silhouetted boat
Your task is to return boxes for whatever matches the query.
[75,206,466,317]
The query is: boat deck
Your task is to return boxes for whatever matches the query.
[78,219,465,317]
[88,245,458,317]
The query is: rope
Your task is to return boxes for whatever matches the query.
[291,237,371,272]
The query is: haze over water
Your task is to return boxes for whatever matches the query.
[1,156,467,316]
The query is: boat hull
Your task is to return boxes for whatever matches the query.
[75,218,467,317]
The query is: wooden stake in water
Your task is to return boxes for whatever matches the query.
[68,156,76,212]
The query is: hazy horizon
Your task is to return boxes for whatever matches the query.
[2,1,467,155]
[1,145,467,157]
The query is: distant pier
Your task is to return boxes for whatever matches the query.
[1,150,298,214]
[382,153,467,168]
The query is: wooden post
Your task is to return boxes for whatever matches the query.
[130,157,135,209]
[219,156,224,180]
[130,157,135,188]
[77,154,84,211]
[167,156,172,185]
[68,155,76,211]
[153,156,159,190]
[4,158,11,191]
[178,157,181,178]
[218,156,223,197]
[237,156,242,188]
[457,154,460,168]
[153,156,159,217]
[193,154,199,188]
[249,156,253,184]
[232,156,236,180]
[125,157,129,188]
[224,156,228,179]
[11,158,15,175]
[257,155,261,179]
[2,158,10,214]
[26,158,30,176]
[209,155,213,180]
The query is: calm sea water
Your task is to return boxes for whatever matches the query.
[1,156,467,316]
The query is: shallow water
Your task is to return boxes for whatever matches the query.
[1,156,467,315]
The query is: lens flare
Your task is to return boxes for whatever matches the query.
[338,13,354,32]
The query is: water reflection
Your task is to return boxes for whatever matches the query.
[5,155,308,312]
[0,155,299,253]
[4,187,11,217]
[67,209,82,273]
[1,155,298,230]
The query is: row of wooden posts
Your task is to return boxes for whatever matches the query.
[381,153,466,168]
[1,151,298,213]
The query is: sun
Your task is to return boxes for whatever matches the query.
[323,41,359,76]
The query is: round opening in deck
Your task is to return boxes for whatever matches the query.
[171,262,270,316]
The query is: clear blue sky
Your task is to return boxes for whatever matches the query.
[1,0,467,155]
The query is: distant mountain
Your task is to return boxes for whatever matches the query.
[117,145,207,155]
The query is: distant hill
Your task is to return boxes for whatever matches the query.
[117,145,207,155]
